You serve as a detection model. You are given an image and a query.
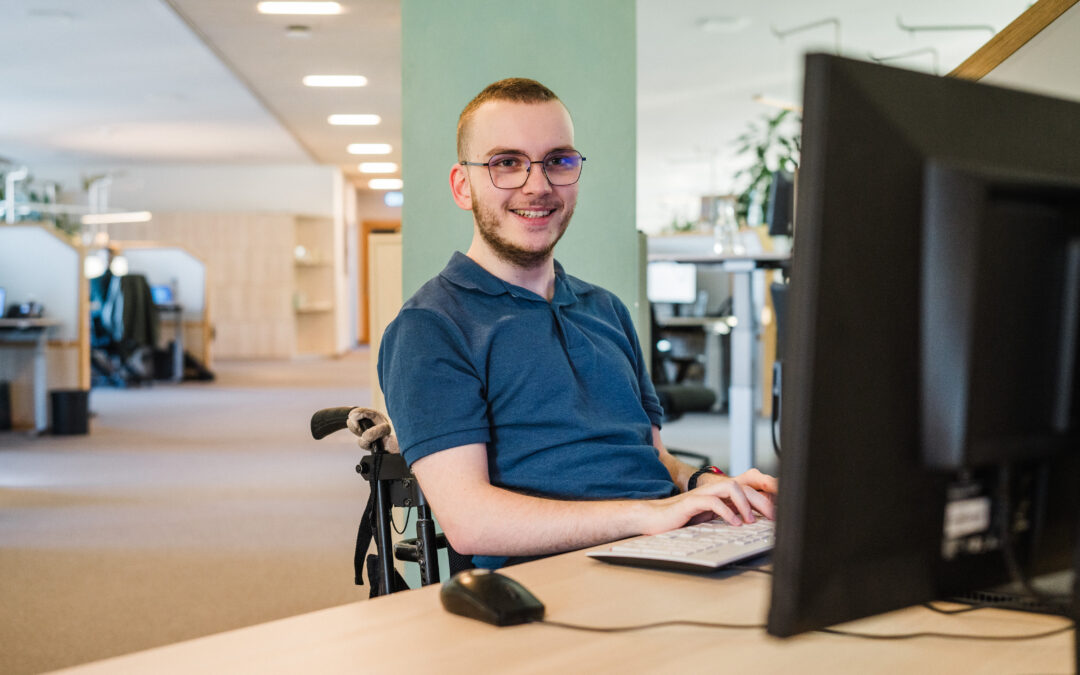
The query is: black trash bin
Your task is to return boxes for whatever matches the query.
[51,389,90,435]
[0,381,11,430]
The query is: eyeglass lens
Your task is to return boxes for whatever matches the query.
[487,151,583,188]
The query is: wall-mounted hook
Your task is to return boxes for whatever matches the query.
[869,47,940,75]
[896,15,996,37]
[771,17,841,55]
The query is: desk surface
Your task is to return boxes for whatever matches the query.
[58,544,1072,674]
[648,251,790,266]
[0,317,61,330]
[657,315,729,328]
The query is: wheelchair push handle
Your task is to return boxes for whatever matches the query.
[310,406,366,440]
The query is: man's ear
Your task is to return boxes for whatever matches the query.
[449,163,473,211]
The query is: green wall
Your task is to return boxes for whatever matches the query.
[401,0,639,316]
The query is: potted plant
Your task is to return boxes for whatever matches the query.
[732,109,801,227]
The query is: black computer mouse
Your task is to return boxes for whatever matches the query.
[439,569,545,626]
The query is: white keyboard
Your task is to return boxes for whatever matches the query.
[586,517,774,572]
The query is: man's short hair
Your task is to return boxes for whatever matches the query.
[457,78,562,159]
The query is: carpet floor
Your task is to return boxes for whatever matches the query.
[1,351,374,674]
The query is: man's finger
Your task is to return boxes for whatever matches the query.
[706,497,740,526]
[743,485,776,520]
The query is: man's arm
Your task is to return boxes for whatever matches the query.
[410,440,776,558]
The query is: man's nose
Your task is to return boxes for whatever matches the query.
[521,163,553,194]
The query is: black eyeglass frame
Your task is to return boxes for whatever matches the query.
[459,150,586,189]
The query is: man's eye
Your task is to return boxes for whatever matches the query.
[546,154,575,168]
[492,156,524,169]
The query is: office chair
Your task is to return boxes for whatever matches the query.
[647,304,731,469]
[649,305,719,421]
[310,406,473,598]
[90,272,160,387]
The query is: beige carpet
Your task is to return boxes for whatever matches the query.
[0,351,374,674]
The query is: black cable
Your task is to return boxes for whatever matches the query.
[390,504,413,536]
[538,619,764,633]
[996,463,1071,605]
[921,601,987,615]
[770,362,782,456]
[770,414,782,456]
[536,617,1074,642]
[818,622,1074,642]
[730,564,773,575]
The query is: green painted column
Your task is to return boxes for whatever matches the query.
[401,0,639,318]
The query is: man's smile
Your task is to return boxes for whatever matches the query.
[510,208,556,219]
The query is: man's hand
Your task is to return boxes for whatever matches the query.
[641,469,777,535]
[346,407,399,454]
[696,468,777,507]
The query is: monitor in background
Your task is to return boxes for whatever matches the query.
[767,54,1080,640]
[766,170,795,237]
[647,262,697,305]
[150,284,175,306]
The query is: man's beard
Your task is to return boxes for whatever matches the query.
[472,200,573,270]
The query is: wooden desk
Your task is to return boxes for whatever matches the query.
[0,317,61,433]
[57,547,1072,674]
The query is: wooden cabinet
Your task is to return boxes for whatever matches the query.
[106,212,343,359]
[293,215,336,356]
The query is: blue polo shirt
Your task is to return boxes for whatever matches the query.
[378,253,675,566]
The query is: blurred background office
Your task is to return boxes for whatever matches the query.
[0,1,1058,672]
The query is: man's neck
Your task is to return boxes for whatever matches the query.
[465,243,556,301]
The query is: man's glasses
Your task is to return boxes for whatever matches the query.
[460,150,586,189]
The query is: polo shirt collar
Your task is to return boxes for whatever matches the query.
[441,251,592,305]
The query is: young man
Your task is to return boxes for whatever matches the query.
[377,78,776,569]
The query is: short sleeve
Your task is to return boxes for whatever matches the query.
[377,308,492,465]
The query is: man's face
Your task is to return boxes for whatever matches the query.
[455,100,579,269]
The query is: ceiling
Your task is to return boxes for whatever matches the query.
[1,0,1031,202]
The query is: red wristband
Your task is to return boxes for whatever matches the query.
[687,465,725,490]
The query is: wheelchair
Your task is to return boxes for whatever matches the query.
[311,406,475,597]
[311,406,712,597]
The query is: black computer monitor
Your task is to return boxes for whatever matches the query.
[767,54,1080,639]
[766,170,795,237]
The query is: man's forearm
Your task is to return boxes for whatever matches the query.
[435,482,653,557]
[410,442,771,560]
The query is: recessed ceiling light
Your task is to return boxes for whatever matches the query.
[348,143,392,155]
[359,162,398,173]
[80,211,153,225]
[257,2,342,15]
[328,114,381,126]
[369,179,403,190]
[696,16,751,33]
[303,75,368,87]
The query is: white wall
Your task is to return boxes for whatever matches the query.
[122,247,206,321]
[982,2,1080,101]
[0,226,80,342]
[356,190,403,222]
[33,164,339,216]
